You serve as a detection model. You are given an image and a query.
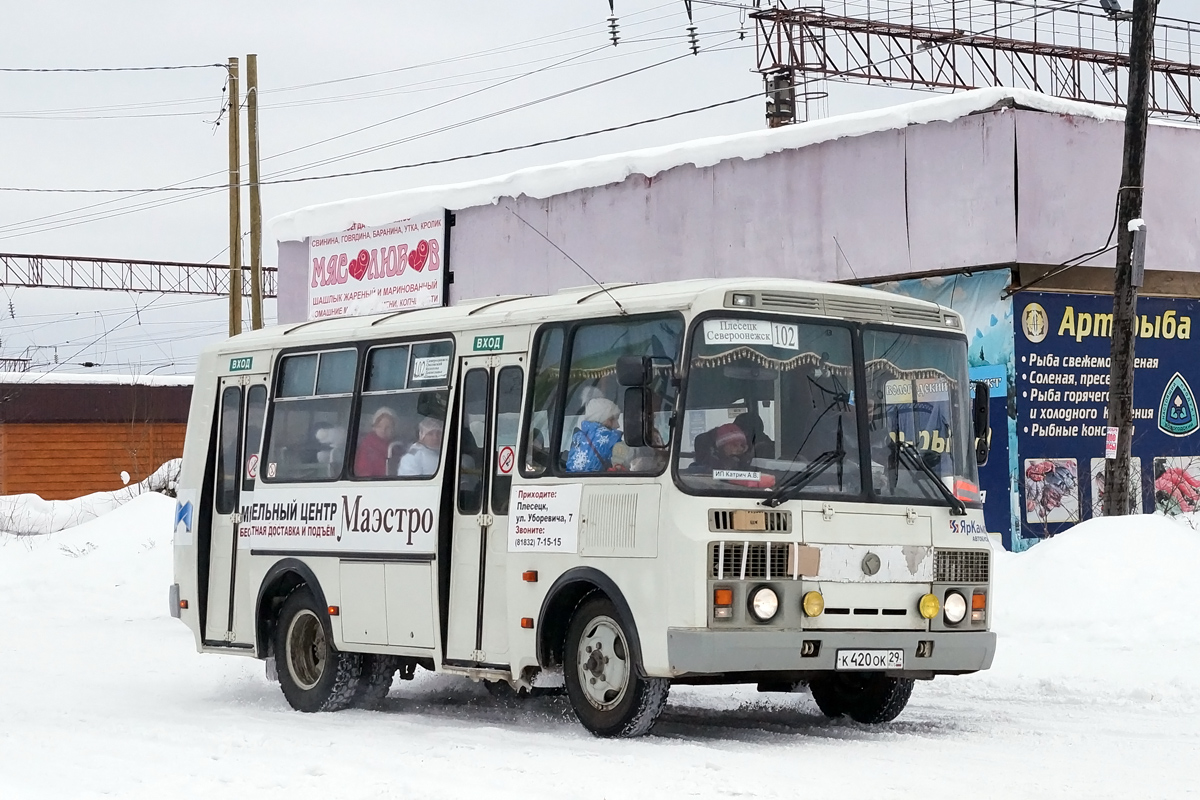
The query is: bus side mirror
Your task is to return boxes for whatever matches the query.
[972,381,990,467]
[623,387,648,448]
[616,355,650,386]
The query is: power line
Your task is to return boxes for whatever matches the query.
[0,62,226,73]
[0,43,750,196]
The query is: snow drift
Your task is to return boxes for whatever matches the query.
[1,501,1196,798]
[0,458,180,536]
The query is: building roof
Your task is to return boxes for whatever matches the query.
[270,87,1127,243]
[0,372,194,387]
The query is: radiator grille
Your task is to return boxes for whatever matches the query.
[709,509,791,533]
[710,541,792,580]
[935,549,990,584]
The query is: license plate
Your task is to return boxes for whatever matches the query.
[835,649,904,670]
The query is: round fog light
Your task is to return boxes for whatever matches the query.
[748,586,779,622]
[802,590,824,617]
[918,593,940,619]
[944,590,967,624]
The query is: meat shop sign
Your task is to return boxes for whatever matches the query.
[307,210,445,321]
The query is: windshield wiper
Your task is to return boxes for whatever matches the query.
[893,439,966,515]
[760,447,844,507]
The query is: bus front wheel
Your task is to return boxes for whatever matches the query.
[808,673,914,724]
[564,596,669,738]
[275,587,362,712]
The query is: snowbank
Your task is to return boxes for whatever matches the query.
[270,87,1128,243]
[1,498,1196,797]
[0,459,180,536]
[989,514,1200,700]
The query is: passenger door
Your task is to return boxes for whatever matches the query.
[444,355,525,666]
[204,374,268,645]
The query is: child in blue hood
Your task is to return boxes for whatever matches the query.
[566,397,623,472]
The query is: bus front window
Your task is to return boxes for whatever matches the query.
[862,329,979,504]
[676,317,861,497]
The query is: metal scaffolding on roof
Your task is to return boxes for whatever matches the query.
[749,0,1200,125]
[0,252,277,297]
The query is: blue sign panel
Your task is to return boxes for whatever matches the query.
[1013,291,1200,538]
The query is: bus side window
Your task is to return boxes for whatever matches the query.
[522,326,564,476]
[492,365,524,514]
[241,384,267,493]
[458,369,491,514]
[557,315,683,475]
[216,386,242,514]
[353,340,453,479]
[263,348,356,482]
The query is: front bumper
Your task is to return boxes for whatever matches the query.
[666,629,996,678]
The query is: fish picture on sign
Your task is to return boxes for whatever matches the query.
[1089,457,1142,518]
[1152,456,1200,516]
[1024,458,1079,526]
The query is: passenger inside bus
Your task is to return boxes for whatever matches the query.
[312,422,346,477]
[693,423,752,471]
[353,407,398,477]
[397,416,444,476]
[565,397,625,472]
[733,411,775,458]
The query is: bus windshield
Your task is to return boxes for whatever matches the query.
[676,316,861,497]
[862,328,978,504]
[675,315,978,505]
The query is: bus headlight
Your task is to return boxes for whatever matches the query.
[802,590,824,617]
[943,590,967,625]
[748,586,779,622]
[918,593,940,619]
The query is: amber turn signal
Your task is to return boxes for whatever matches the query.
[327,606,340,616]
[179,599,188,610]
[713,588,733,607]
[972,592,986,610]
[522,570,538,583]
[520,617,534,629]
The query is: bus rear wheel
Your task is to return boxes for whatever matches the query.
[808,672,914,724]
[275,587,362,712]
[564,596,669,738]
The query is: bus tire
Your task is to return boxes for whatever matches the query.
[352,655,400,709]
[808,673,914,724]
[275,587,362,713]
[564,596,669,738]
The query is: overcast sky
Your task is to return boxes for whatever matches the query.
[0,0,1193,375]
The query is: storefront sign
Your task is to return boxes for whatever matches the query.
[1014,291,1200,532]
[307,211,445,321]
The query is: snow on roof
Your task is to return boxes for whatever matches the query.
[0,371,193,387]
[270,87,1125,243]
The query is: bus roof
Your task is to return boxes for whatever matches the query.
[210,277,960,356]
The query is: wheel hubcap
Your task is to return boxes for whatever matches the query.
[286,609,326,690]
[576,615,629,711]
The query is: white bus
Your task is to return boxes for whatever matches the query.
[171,278,996,737]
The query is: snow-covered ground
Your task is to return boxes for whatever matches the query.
[2,496,1197,799]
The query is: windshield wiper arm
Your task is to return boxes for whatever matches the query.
[894,440,966,515]
[761,446,844,508]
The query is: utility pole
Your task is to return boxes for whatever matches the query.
[246,53,264,331]
[1103,0,1160,516]
[227,56,243,339]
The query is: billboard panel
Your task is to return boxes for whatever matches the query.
[307,211,445,321]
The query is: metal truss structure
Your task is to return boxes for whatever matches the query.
[0,358,31,373]
[751,0,1200,125]
[0,252,277,297]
